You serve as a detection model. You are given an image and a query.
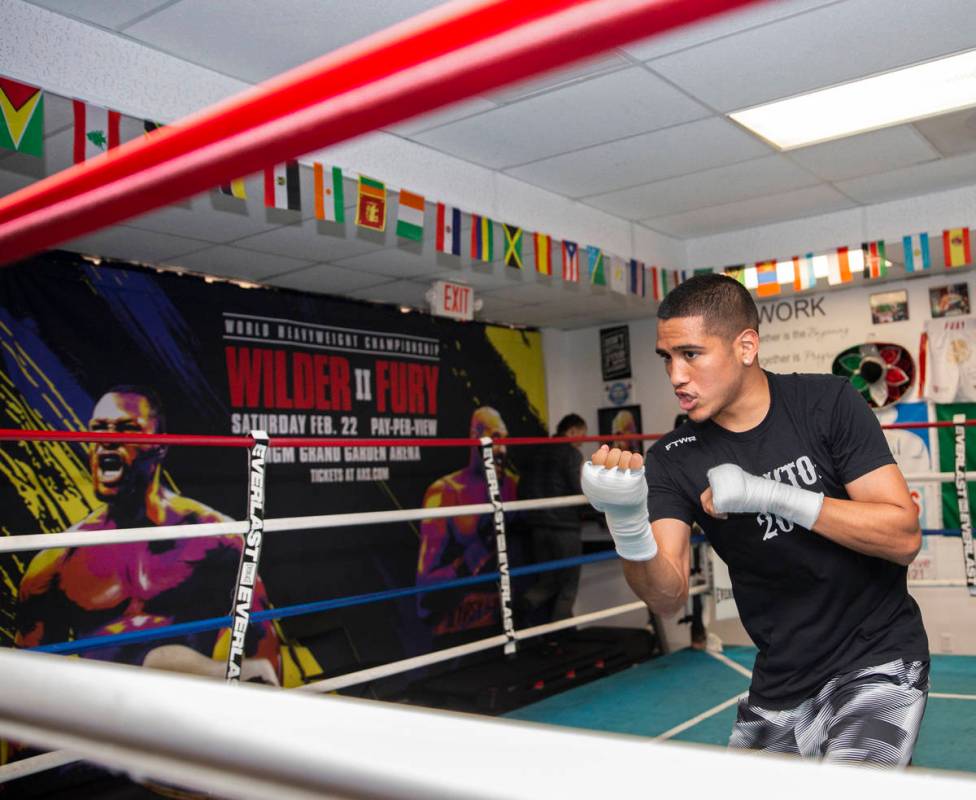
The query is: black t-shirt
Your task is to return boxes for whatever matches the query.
[645,371,929,709]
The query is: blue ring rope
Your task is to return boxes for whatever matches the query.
[28,529,956,655]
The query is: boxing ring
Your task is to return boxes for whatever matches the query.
[1,0,976,795]
[0,417,974,794]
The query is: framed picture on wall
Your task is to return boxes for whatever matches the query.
[929,283,970,318]
[597,405,643,453]
[869,289,908,324]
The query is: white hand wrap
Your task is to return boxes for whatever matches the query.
[707,463,824,530]
[581,462,658,561]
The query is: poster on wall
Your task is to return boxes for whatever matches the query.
[929,283,970,318]
[0,251,548,696]
[599,325,631,381]
[597,404,642,453]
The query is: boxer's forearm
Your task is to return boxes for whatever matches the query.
[621,545,688,616]
[811,497,921,566]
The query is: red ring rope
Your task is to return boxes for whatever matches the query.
[0,422,969,449]
[0,0,767,266]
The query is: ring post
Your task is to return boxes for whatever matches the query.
[479,436,516,655]
[951,414,976,595]
[226,430,269,681]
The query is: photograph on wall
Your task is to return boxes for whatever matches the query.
[929,283,970,318]
[597,404,643,453]
[869,289,909,324]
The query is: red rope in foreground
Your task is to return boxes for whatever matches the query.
[0,422,970,449]
[0,0,768,266]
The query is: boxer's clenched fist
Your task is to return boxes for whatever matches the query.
[703,463,824,530]
[581,445,657,561]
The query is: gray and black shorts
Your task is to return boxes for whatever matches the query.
[729,658,929,766]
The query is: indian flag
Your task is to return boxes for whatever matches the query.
[73,100,119,164]
[396,189,425,241]
[313,163,345,222]
[943,228,971,268]
[902,233,931,272]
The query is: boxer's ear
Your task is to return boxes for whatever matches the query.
[736,328,759,367]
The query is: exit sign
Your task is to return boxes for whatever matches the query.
[429,280,475,321]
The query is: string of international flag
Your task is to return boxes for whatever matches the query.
[1,74,973,302]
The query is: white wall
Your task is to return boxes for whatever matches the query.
[550,270,976,654]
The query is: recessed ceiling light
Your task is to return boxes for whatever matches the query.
[729,49,976,150]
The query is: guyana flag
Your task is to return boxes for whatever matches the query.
[0,76,43,157]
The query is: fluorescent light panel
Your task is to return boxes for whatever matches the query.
[729,49,976,150]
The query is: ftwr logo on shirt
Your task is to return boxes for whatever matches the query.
[756,455,820,542]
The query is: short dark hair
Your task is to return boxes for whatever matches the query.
[102,384,167,433]
[555,413,586,436]
[657,273,759,338]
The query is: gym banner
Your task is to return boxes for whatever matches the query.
[0,251,547,691]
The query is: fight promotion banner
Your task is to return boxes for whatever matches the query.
[0,251,547,694]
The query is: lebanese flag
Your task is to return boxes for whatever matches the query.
[73,100,120,164]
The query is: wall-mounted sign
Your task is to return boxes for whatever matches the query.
[600,325,631,381]
[428,280,476,321]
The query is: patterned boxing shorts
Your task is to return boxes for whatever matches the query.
[729,658,929,766]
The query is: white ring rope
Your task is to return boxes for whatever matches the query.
[0,495,589,553]
[0,649,972,800]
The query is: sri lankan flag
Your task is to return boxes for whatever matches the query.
[503,224,523,269]
[356,176,386,231]
[943,228,971,268]
[0,77,43,157]
[471,214,493,261]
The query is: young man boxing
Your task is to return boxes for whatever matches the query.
[582,274,928,765]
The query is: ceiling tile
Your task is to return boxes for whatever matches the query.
[487,54,630,104]
[127,185,293,244]
[332,245,440,278]
[621,0,839,61]
[345,279,431,308]
[584,155,820,219]
[265,264,391,295]
[123,0,450,83]
[231,216,382,262]
[648,0,976,111]
[412,67,710,169]
[24,0,173,30]
[833,152,976,205]
[788,125,940,182]
[913,108,976,158]
[387,98,500,137]
[643,185,857,238]
[166,245,314,281]
[62,224,209,263]
[506,116,770,197]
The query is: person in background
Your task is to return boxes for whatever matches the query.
[519,413,588,622]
